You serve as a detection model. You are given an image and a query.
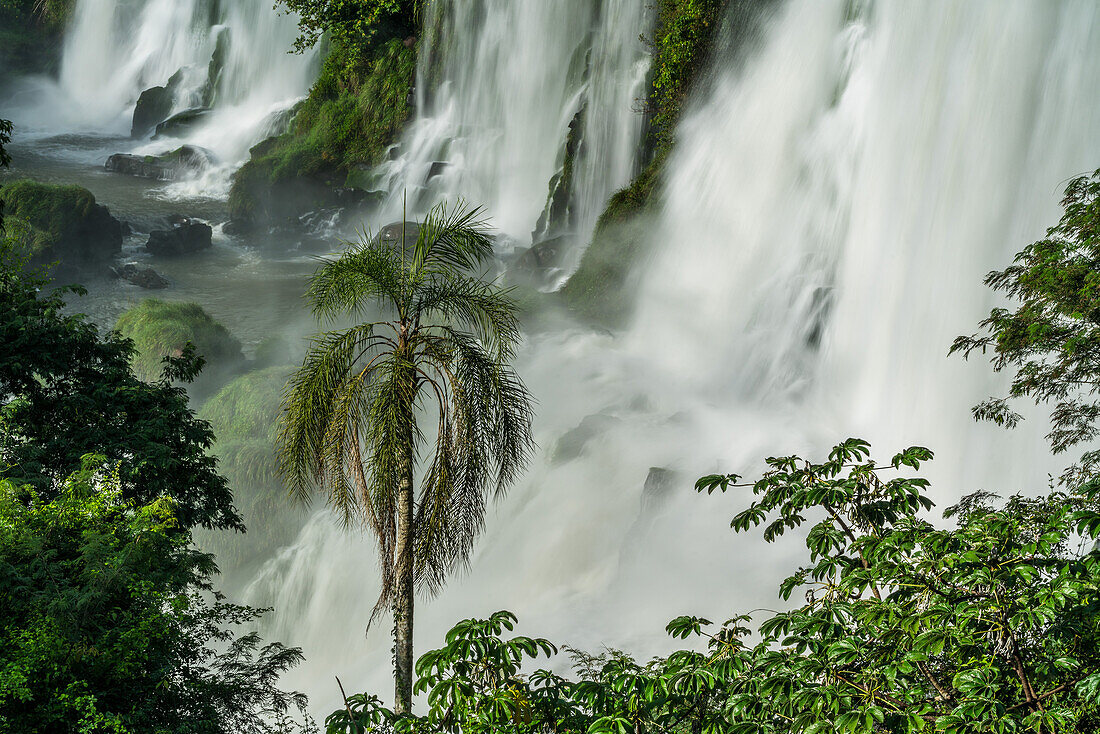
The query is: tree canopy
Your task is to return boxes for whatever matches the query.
[330,440,1100,734]
[276,0,418,54]
[953,169,1100,474]
[0,242,240,531]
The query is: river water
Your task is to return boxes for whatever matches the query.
[3,0,1100,719]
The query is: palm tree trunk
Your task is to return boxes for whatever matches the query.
[393,368,416,715]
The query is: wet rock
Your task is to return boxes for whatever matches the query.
[131,69,184,138]
[113,262,170,289]
[376,220,420,251]
[426,160,447,182]
[146,221,213,257]
[153,107,213,139]
[515,233,571,272]
[551,414,621,464]
[642,467,679,510]
[105,145,215,181]
[201,27,231,107]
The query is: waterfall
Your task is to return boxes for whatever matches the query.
[371,0,652,259]
[14,0,317,185]
[243,0,1100,717]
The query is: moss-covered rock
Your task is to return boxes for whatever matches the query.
[195,366,305,576]
[1,179,122,265]
[227,37,416,225]
[559,153,663,327]
[114,299,244,383]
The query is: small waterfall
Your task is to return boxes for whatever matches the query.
[371,0,652,257]
[244,0,1100,717]
[15,0,317,188]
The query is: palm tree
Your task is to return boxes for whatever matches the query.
[277,202,534,715]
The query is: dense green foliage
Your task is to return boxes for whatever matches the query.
[0,461,311,734]
[0,178,121,263]
[0,0,72,74]
[0,247,239,531]
[0,247,312,732]
[275,0,416,55]
[331,441,1100,733]
[279,205,534,713]
[228,38,415,222]
[114,298,245,384]
[647,0,730,155]
[954,169,1100,473]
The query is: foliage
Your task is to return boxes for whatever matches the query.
[275,0,417,55]
[0,242,240,531]
[196,367,305,572]
[228,38,415,222]
[331,439,1100,733]
[279,203,534,712]
[647,0,729,155]
[0,0,72,74]
[954,169,1100,474]
[114,298,244,383]
[0,458,313,734]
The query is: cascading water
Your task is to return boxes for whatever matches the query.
[10,0,317,194]
[241,0,1100,717]
[371,0,652,262]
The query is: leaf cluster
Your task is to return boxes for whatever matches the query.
[330,440,1100,733]
[953,169,1100,473]
[0,459,313,734]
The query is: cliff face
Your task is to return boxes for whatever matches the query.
[561,0,775,328]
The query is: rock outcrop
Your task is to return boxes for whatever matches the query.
[1,179,123,265]
[105,146,215,181]
[146,220,213,257]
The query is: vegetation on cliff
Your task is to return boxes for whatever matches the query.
[228,36,415,224]
[564,0,769,327]
[0,0,73,74]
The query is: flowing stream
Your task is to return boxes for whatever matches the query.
[3,0,1100,719]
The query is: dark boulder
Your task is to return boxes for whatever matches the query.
[153,108,213,139]
[131,69,185,138]
[105,146,216,181]
[201,27,231,107]
[514,233,571,272]
[376,220,420,251]
[146,221,213,257]
[113,262,170,289]
[551,414,621,464]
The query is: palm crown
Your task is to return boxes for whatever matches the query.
[279,202,535,615]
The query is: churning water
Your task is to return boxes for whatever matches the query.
[5,0,1100,719]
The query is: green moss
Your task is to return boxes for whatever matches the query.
[195,367,304,575]
[0,0,73,74]
[228,37,416,221]
[1,179,121,263]
[560,153,664,327]
[114,299,244,382]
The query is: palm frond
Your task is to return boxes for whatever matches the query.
[308,240,407,321]
[410,201,495,276]
[414,275,523,361]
